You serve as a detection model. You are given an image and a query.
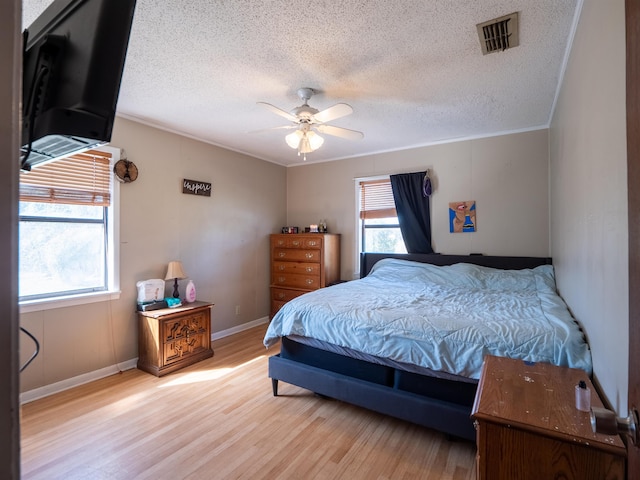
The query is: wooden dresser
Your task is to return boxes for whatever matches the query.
[137,301,214,377]
[472,355,626,480]
[270,233,340,318]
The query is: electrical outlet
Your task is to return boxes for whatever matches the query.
[235,305,240,315]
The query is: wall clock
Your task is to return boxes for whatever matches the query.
[113,159,138,183]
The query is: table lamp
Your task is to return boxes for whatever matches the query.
[165,261,187,298]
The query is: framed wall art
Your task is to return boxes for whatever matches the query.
[449,200,476,233]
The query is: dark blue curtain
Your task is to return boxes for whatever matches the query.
[390,171,434,254]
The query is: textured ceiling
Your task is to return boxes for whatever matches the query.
[22,0,580,166]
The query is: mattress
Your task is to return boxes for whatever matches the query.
[264,258,593,380]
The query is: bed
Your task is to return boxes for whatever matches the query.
[263,253,592,441]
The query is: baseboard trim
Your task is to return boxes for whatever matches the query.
[20,358,138,405]
[211,316,269,341]
[20,317,270,404]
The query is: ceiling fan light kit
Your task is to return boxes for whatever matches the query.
[257,87,363,161]
[285,124,324,154]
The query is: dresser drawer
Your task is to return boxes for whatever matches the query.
[272,272,321,289]
[272,261,320,275]
[271,287,308,303]
[271,236,323,249]
[273,248,321,262]
[271,300,287,318]
[271,288,309,318]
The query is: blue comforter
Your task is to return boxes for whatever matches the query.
[264,258,592,379]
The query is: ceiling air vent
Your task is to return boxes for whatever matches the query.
[477,12,519,55]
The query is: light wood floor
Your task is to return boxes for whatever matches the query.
[20,324,476,479]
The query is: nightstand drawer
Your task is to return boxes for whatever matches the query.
[161,311,207,343]
[164,331,210,366]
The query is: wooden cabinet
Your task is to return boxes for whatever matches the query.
[472,355,625,480]
[270,233,340,318]
[137,301,214,376]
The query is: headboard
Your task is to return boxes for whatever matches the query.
[360,253,552,278]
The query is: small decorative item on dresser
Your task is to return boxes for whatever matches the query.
[184,280,197,303]
[165,261,187,298]
[575,380,591,411]
[136,278,166,311]
[165,297,181,308]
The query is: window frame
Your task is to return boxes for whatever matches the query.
[354,175,405,276]
[19,146,121,313]
[360,218,403,253]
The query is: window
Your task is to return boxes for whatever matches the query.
[358,178,407,254]
[19,149,119,306]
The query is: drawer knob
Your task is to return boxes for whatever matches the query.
[278,252,286,258]
[306,279,314,285]
[309,241,317,246]
[278,276,286,283]
[279,265,285,270]
[305,253,313,259]
[277,293,285,299]
[306,267,313,272]
[293,240,300,246]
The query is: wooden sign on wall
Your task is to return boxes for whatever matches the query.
[183,179,212,197]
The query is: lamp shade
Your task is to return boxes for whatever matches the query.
[306,130,324,151]
[165,261,187,280]
[285,128,324,153]
[285,130,302,149]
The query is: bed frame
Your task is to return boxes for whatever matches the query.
[268,253,552,441]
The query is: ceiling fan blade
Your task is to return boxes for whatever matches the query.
[312,103,353,123]
[257,102,298,123]
[316,124,364,140]
[249,125,298,134]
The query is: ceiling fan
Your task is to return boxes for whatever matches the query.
[256,88,364,160]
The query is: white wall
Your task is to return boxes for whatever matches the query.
[19,117,287,393]
[550,0,628,413]
[287,129,550,279]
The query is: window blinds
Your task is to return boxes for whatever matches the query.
[359,178,397,219]
[19,150,112,206]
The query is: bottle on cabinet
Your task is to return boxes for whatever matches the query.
[184,280,196,303]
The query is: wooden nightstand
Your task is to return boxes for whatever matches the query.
[137,301,214,377]
[471,355,626,480]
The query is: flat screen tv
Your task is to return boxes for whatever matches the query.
[21,0,136,170]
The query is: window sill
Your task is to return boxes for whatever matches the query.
[20,290,121,313]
